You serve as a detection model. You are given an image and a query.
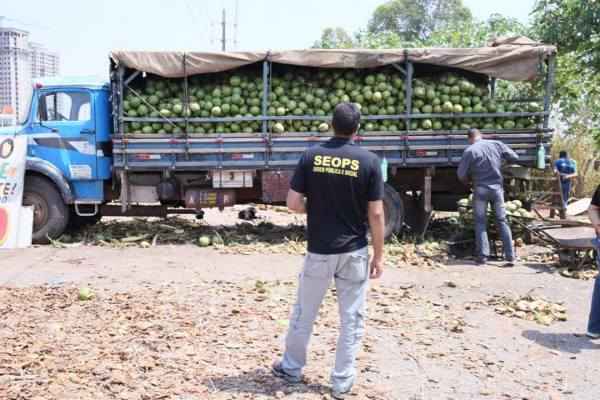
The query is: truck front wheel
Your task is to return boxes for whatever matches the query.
[23,176,69,244]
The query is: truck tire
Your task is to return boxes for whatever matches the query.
[23,176,69,244]
[383,183,404,239]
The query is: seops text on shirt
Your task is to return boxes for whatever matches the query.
[313,155,360,178]
[289,136,384,254]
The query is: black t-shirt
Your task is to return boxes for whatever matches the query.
[290,136,384,254]
[592,186,600,207]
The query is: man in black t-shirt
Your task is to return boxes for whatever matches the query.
[272,103,385,399]
[586,186,600,338]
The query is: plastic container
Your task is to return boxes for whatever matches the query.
[17,206,33,248]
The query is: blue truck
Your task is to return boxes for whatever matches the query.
[0,45,556,243]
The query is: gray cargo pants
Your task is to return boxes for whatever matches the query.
[279,246,369,393]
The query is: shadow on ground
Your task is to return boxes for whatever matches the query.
[522,330,600,354]
[523,261,599,281]
[202,368,329,398]
[522,262,557,275]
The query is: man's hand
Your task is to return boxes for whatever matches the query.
[368,200,385,279]
[369,256,384,279]
[589,205,600,235]
[286,189,306,214]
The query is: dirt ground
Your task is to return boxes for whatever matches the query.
[1,208,599,400]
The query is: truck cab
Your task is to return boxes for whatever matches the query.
[0,77,113,242]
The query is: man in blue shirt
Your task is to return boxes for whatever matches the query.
[553,150,577,209]
[457,128,519,266]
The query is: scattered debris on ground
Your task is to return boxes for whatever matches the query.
[0,282,410,400]
[523,252,598,280]
[4,226,593,399]
[52,210,597,278]
[558,268,598,280]
[56,217,306,253]
[488,293,568,325]
[523,252,559,265]
[383,236,449,268]
[53,216,451,269]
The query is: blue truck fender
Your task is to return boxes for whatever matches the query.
[25,157,74,204]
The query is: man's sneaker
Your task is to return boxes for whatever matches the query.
[271,362,302,384]
[475,257,487,266]
[331,388,351,399]
[586,331,600,339]
[500,258,519,268]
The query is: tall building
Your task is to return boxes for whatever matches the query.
[29,42,60,79]
[0,17,59,123]
[0,25,32,122]
[0,110,16,127]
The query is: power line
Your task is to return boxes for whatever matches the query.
[207,1,240,52]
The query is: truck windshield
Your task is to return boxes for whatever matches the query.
[37,91,91,122]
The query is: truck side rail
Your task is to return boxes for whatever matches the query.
[112,128,551,171]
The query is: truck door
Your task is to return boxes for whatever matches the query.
[32,89,98,181]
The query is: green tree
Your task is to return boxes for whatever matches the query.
[534,0,600,70]
[532,1,600,143]
[420,13,531,47]
[354,30,404,49]
[312,27,355,49]
[553,53,600,127]
[367,0,472,42]
[313,27,405,49]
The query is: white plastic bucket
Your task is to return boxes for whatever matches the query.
[17,206,33,248]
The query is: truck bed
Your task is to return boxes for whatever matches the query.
[112,129,550,171]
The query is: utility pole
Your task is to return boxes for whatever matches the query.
[233,0,239,49]
[221,8,226,51]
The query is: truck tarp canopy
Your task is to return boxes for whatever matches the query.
[110,37,556,81]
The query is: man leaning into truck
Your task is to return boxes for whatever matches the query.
[457,128,519,267]
[271,102,385,399]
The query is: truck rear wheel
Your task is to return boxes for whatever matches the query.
[23,176,69,244]
[383,183,404,239]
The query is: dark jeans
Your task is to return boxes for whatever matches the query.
[587,237,600,334]
[560,179,571,209]
[473,186,515,261]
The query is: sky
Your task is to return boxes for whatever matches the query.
[4,0,537,78]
